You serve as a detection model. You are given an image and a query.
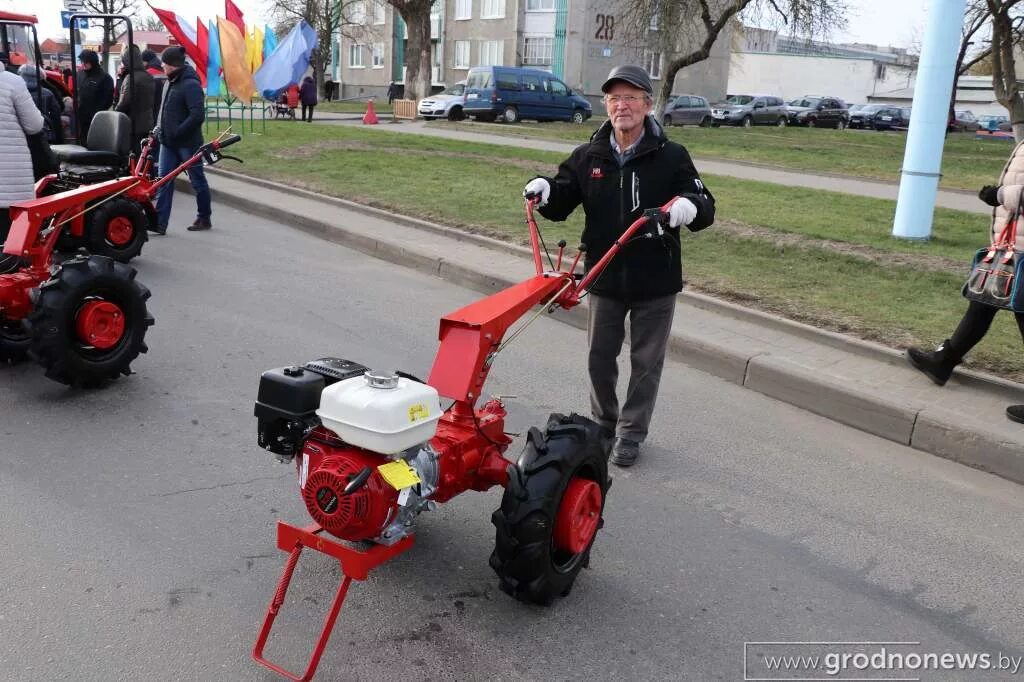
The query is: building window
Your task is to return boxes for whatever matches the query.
[455,0,472,19]
[876,63,887,80]
[481,0,504,19]
[453,40,471,68]
[526,0,554,10]
[349,0,366,23]
[373,0,385,24]
[480,39,504,66]
[349,43,364,68]
[523,36,553,66]
[372,43,385,67]
[644,50,662,79]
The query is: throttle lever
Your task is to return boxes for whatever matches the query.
[342,467,373,495]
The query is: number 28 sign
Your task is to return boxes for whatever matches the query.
[595,14,614,41]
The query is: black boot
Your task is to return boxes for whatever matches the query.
[1007,405,1024,424]
[905,339,962,386]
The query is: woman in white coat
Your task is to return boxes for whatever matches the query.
[0,66,44,272]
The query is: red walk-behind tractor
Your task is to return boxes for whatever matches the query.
[251,196,681,680]
[0,131,243,385]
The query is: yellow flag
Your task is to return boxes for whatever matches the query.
[217,16,256,104]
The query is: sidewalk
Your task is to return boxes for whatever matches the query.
[192,169,1024,482]
[315,117,988,215]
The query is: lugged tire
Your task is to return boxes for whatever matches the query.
[490,412,609,606]
[27,255,154,387]
[86,198,148,263]
[0,316,30,363]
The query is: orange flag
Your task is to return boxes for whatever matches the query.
[217,16,256,103]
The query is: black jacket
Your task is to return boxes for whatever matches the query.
[77,66,114,142]
[157,64,205,150]
[20,67,63,143]
[115,65,155,139]
[538,116,715,302]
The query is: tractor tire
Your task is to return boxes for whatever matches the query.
[27,255,154,387]
[0,316,30,364]
[490,412,609,606]
[86,198,148,263]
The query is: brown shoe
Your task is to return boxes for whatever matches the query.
[187,217,212,231]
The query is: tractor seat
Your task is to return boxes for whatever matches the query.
[52,111,132,168]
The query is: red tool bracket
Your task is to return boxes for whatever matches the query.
[252,521,414,681]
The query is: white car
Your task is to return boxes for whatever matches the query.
[418,82,467,121]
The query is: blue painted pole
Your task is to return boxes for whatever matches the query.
[892,0,967,240]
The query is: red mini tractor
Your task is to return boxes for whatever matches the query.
[251,196,682,680]
[0,132,242,384]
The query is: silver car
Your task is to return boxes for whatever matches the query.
[663,94,712,127]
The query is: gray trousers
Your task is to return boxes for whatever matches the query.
[587,293,676,443]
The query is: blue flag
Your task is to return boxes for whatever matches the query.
[262,24,278,61]
[206,19,222,97]
[254,20,318,100]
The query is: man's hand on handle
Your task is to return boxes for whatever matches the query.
[523,178,551,207]
[667,197,697,228]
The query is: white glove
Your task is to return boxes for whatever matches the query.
[523,178,551,207]
[667,197,698,228]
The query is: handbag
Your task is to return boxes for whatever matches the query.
[963,204,1024,312]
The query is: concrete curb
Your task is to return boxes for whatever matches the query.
[181,171,1024,483]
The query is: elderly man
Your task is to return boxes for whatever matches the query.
[523,65,715,467]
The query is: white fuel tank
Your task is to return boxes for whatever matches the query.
[316,370,442,455]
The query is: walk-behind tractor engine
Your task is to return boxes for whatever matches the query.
[251,198,681,681]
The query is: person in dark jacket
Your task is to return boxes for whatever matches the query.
[523,65,715,468]
[299,75,317,122]
[154,46,210,234]
[386,80,397,104]
[76,49,113,145]
[115,43,155,151]
[18,64,62,143]
[141,49,166,125]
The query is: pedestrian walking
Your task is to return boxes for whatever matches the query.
[522,65,715,467]
[114,43,155,151]
[299,75,317,122]
[153,46,210,234]
[386,80,397,105]
[906,142,1024,423]
[75,49,113,145]
[0,66,44,272]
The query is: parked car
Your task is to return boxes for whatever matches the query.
[418,81,467,121]
[663,94,712,126]
[849,103,887,129]
[711,94,788,127]
[462,66,592,124]
[978,114,1011,132]
[949,109,980,132]
[872,106,911,131]
[786,95,850,129]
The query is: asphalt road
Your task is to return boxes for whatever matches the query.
[1,203,1022,681]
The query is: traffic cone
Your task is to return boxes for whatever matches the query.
[363,99,379,125]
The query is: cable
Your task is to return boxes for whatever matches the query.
[536,226,556,272]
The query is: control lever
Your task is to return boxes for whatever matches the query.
[343,467,373,496]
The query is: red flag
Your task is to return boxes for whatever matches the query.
[148,3,207,87]
[225,0,246,34]
[196,18,209,68]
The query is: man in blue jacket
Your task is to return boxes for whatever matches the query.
[154,46,210,234]
[524,65,715,468]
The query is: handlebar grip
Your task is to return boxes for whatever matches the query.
[218,134,242,148]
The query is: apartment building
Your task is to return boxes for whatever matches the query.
[331,0,729,104]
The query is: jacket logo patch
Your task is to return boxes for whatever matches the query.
[591,167,604,179]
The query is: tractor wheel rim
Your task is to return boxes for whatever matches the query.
[554,478,602,555]
[106,216,135,246]
[75,300,126,350]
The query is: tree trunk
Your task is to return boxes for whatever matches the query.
[402,8,432,101]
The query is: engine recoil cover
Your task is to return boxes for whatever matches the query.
[300,439,397,541]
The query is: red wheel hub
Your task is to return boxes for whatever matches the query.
[105,216,134,246]
[553,478,602,555]
[75,300,126,349]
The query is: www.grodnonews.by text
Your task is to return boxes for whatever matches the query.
[744,642,1022,679]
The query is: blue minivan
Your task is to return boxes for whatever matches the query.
[462,66,593,124]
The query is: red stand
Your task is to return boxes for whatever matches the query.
[252,521,414,681]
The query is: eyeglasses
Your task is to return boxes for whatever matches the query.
[604,94,647,106]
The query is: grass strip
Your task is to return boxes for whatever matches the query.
[228,122,1023,377]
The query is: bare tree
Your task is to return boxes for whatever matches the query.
[269,0,379,94]
[135,13,166,33]
[986,0,1024,140]
[386,0,434,102]
[81,0,138,70]
[619,0,848,121]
